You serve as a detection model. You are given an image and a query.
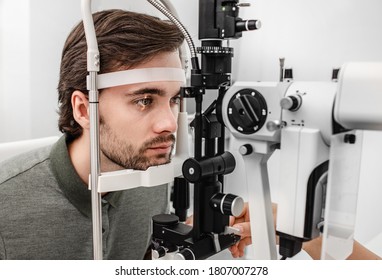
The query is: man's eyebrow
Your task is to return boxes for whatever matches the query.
[127,87,165,96]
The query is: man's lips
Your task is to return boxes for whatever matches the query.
[147,142,174,153]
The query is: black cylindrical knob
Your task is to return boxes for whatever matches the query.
[210,193,244,217]
[182,158,202,183]
[152,214,179,239]
[280,94,302,111]
[182,152,236,183]
[152,214,179,226]
[174,248,195,260]
[236,19,261,32]
[152,246,166,259]
[239,144,253,155]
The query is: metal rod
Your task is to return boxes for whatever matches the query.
[81,0,102,260]
[89,72,103,260]
[192,90,203,239]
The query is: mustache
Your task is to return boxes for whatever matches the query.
[141,134,176,150]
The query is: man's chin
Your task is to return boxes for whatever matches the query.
[129,152,171,170]
[150,158,171,168]
[146,156,172,168]
[119,159,169,171]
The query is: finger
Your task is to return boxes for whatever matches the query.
[232,222,252,239]
[237,237,252,257]
[185,216,193,225]
[229,243,240,258]
[229,216,245,227]
[229,215,234,226]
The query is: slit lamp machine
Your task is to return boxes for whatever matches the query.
[81,0,382,260]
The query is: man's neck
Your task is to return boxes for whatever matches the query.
[68,134,91,185]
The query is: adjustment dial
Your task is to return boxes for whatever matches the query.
[227,88,268,134]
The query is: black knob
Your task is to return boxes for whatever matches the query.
[174,248,195,260]
[280,94,302,111]
[152,246,166,259]
[152,214,179,239]
[182,158,202,183]
[227,88,268,134]
[182,152,236,183]
[239,144,253,155]
[152,214,179,226]
[210,193,244,217]
[236,20,262,32]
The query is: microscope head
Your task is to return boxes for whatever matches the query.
[334,62,382,131]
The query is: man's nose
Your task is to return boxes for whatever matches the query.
[153,105,178,134]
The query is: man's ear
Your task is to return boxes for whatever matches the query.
[71,90,90,130]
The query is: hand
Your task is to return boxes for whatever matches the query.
[229,202,252,258]
[184,202,253,258]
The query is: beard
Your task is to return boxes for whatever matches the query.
[99,117,175,170]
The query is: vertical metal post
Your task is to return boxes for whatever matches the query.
[81,0,103,260]
[89,72,103,260]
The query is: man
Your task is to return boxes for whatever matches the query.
[0,9,188,260]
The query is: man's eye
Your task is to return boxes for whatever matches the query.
[135,97,153,107]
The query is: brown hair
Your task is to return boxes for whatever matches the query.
[57,9,184,140]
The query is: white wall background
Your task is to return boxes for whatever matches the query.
[1,0,381,257]
[233,0,382,82]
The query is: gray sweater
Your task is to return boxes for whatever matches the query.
[0,136,168,259]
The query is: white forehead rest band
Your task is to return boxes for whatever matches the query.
[86,67,186,90]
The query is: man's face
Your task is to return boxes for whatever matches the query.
[98,51,182,171]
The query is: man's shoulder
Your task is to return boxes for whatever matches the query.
[0,145,52,186]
